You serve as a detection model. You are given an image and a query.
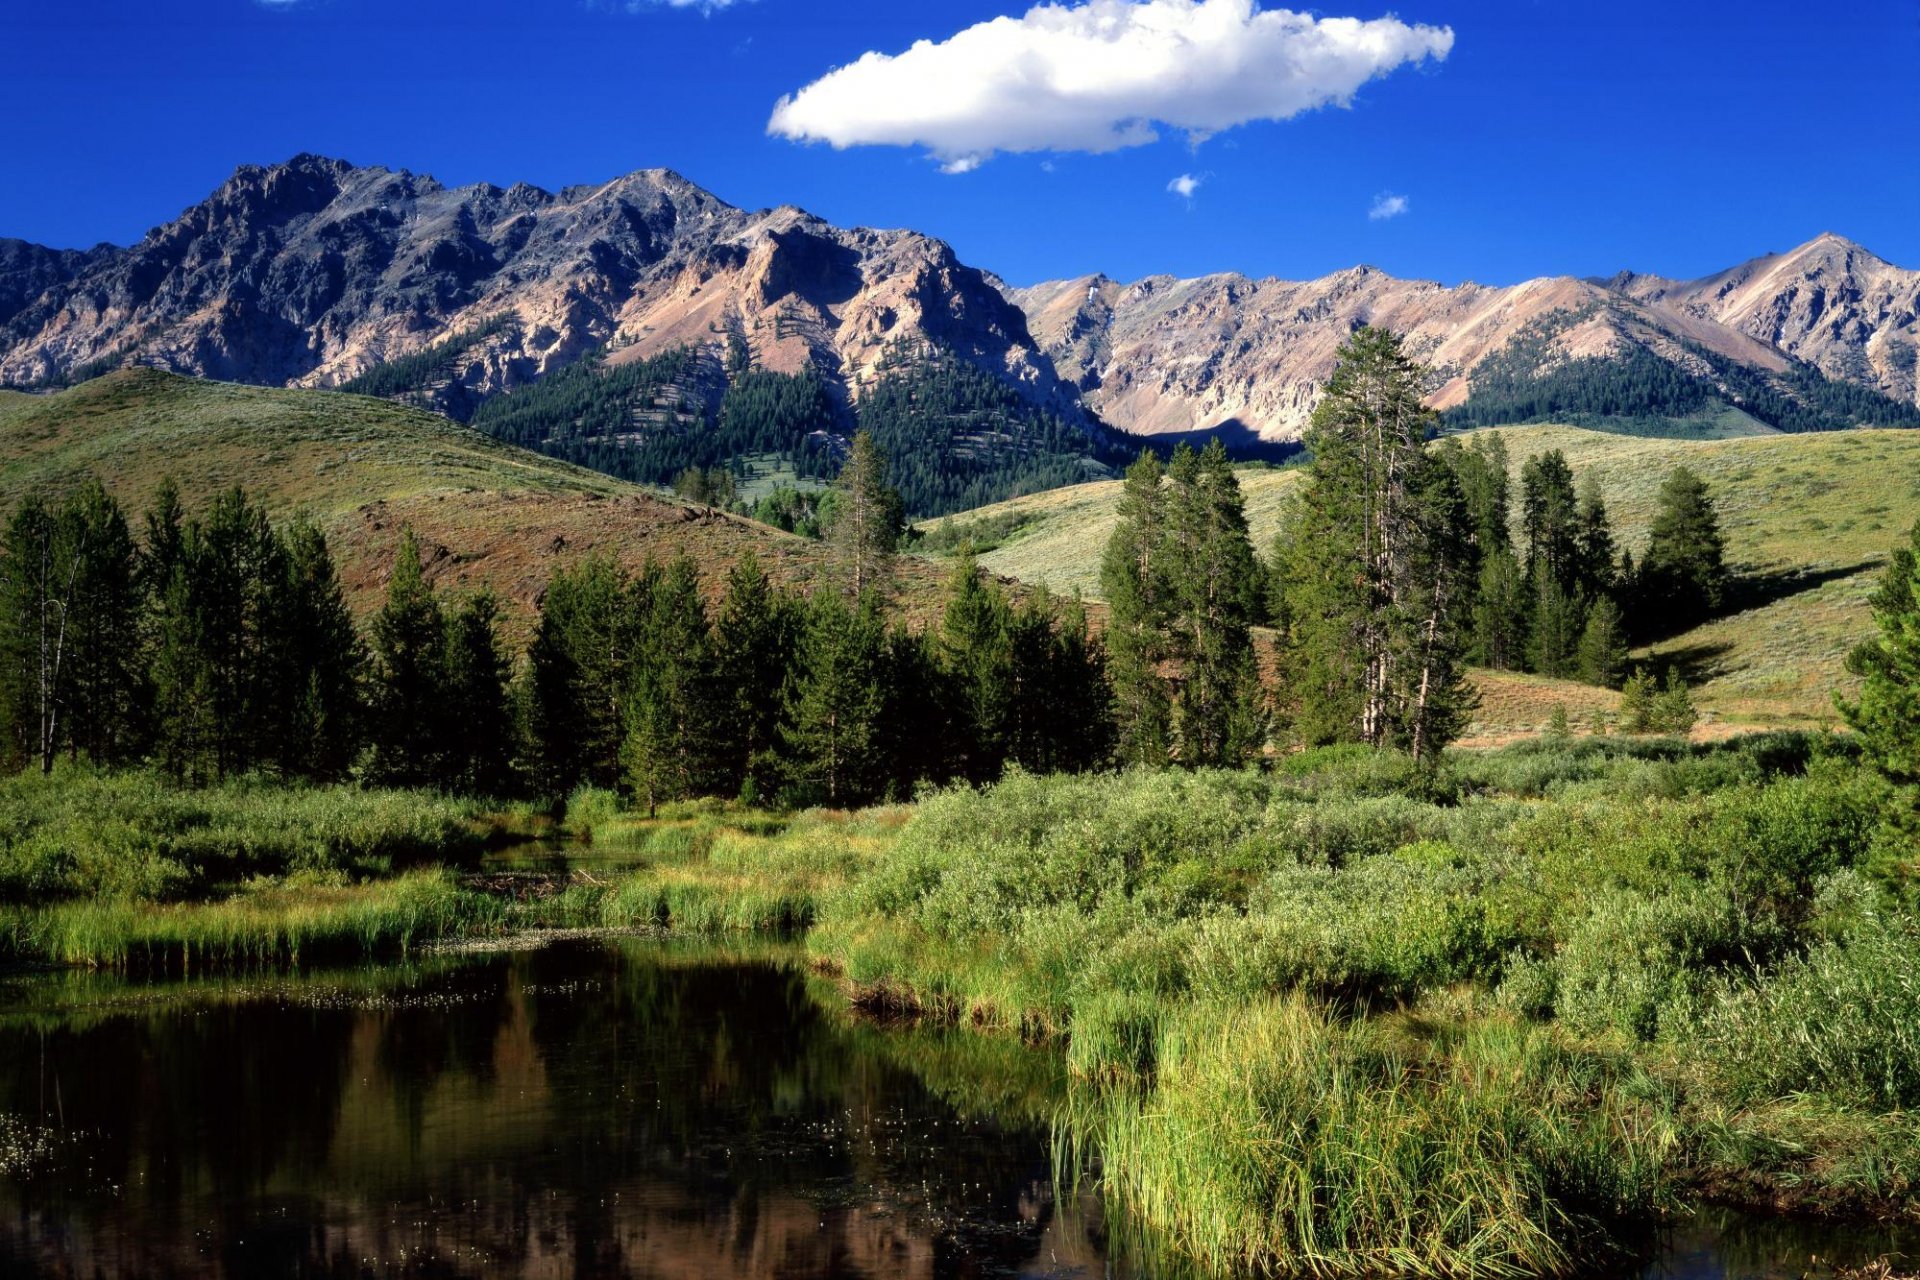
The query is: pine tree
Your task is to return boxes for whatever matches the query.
[265,519,364,781]
[1273,328,1477,758]
[60,482,144,767]
[527,555,646,794]
[1527,571,1581,679]
[1520,450,1581,590]
[1838,519,1920,787]
[368,530,449,788]
[1619,669,1658,733]
[623,559,715,816]
[0,497,80,773]
[1100,451,1174,765]
[1573,475,1618,601]
[182,488,283,780]
[442,591,515,795]
[781,589,889,805]
[1471,545,1529,670]
[1166,441,1267,765]
[827,431,904,598]
[1637,466,1728,635]
[1576,594,1630,689]
[1653,667,1698,735]
[710,551,800,798]
[940,546,1014,781]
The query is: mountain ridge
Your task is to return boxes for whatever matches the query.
[1011,232,1917,440]
[2,155,1915,447]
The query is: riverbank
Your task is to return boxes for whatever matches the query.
[3,738,1916,1276]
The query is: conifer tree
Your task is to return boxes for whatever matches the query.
[782,589,889,805]
[0,496,81,773]
[1100,451,1174,765]
[941,546,1015,780]
[1837,518,1920,788]
[623,559,715,816]
[1527,574,1581,679]
[442,591,515,795]
[1653,666,1698,735]
[828,431,904,597]
[60,482,144,767]
[1520,450,1581,590]
[1619,669,1658,733]
[265,519,364,781]
[1576,594,1630,689]
[1166,440,1267,765]
[1273,327,1477,758]
[1472,546,1529,670]
[1574,475,1618,601]
[178,488,284,780]
[527,555,646,794]
[1637,466,1728,634]
[710,550,800,798]
[368,530,449,788]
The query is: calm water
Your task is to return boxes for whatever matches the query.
[0,937,1909,1279]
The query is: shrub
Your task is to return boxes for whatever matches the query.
[1700,914,1920,1113]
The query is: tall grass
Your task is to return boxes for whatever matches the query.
[1,870,500,969]
[0,766,491,905]
[1074,997,1678,1279]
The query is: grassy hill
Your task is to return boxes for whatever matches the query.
[922,425,1920,733]
[0,370,950,634]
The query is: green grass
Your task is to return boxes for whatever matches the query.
[4,869,501,969]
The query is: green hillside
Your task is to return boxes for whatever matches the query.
[0,370,898,630]
[923,425,1920,730]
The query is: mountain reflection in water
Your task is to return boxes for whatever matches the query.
[0,939,1121,1279]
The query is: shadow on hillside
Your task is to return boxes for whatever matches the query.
[1143,419,1305,464]
[1724,560,1882,614]
[1635,642,1737,686]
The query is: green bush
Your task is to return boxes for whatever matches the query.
[1701,914,1920,1112]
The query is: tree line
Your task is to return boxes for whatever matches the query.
[0,434,1109,805]
[2,330,1747,794]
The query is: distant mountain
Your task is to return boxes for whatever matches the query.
[2,155,1915,452]
[1606,232,1920,409]
[0,154,1084,424]
[1011,235,1920,441]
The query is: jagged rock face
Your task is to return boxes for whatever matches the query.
[1010,262,1807,441]
[0,155,1081,422]
[3,156,1911,444]
[1011,235,1915,442]
[1610,233,1920,409]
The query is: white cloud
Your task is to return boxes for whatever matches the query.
[1368,192,1410,220]
[1167,172,1204,200]
[767,0,1453,171]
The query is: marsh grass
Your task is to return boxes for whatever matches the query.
[3,870,500,969]
[1073,997,1680,1279]
[0,767,492,906]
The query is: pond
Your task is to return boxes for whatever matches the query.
[0,937,1910,1279]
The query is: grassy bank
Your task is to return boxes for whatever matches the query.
[0,768,514,968]
[790,737,1918,1274]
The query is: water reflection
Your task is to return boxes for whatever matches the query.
[0,940,1120,1279]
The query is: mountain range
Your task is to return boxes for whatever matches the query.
[2,154,1916,447]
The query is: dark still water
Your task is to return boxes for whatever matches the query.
[0,938,1911,1280]
[0,939,1119,1279]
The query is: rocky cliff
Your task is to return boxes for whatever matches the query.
[0,155,1082,424]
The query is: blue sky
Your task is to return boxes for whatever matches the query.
[6,0,1917,288]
